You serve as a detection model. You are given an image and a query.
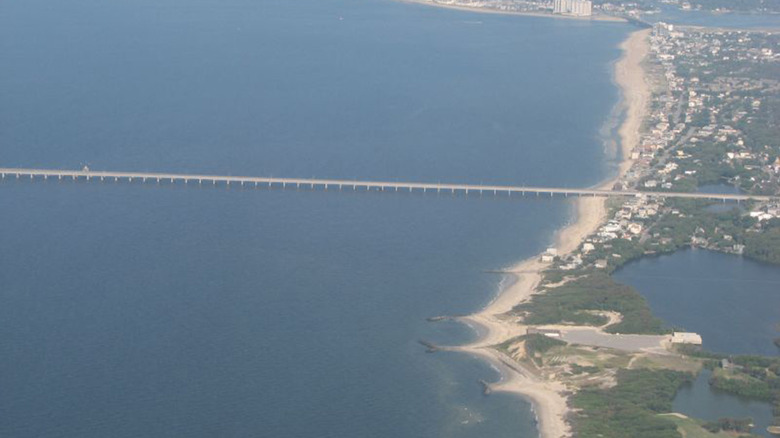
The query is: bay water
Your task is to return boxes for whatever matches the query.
[0,0,630,436]
[615,249,780,436]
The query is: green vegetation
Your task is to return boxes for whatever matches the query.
[580,198,780,267]
[570,369,694,438]
[515,272,668,334]
[570,363,601,375]
[661,414,755,438]
[523,333,566,355]
[677,348,780,427]
[745,223,780,265]
[497,334,566,366]
[710,370,775,401]
[702,417,753,434]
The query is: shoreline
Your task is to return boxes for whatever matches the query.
[454,28,652,438]
[398,0,627,22]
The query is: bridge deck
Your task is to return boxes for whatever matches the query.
[0,167,775,203]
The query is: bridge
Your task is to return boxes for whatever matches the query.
[1,167,777,203]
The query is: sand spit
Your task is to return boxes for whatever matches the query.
[453,29,652,438]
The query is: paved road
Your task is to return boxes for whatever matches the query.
[561,329,670,353]
[1,167,777,203]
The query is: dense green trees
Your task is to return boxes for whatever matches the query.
[515,273,667,335]
[745,226,780,264]
[702,417,753,433]
[571,369,693,438]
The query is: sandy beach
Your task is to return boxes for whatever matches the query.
[455,28,652,438]
[398,0,626,22]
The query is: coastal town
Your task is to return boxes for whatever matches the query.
[406,0,780,21]
[562,24,780,273]
[451,21,780,438]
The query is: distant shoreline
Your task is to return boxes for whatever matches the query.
[398,0,627,23]
[453,28,651,438]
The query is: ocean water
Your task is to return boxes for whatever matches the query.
[0,0,630,436]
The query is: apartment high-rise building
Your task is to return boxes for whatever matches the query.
[553,0,592,16]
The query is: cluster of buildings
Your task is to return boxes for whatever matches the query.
[421,0,552,14]
[644,24,780,195]
[592,26,779,265]
[542,26,780,277]
[749,204,780,223]
[553,0,593,16]
[419,0,598,17]
[671,332,702,345]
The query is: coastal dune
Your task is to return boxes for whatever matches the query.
[456,28,651,438]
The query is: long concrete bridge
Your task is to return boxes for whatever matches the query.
[1,167,777,203]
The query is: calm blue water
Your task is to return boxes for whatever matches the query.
[0,0,630,436]
[673,370,775,437]
[614,249,780,356]
[644,5,780,28]
[614,243,780,435]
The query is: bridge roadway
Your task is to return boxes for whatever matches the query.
[1,167,777,203]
